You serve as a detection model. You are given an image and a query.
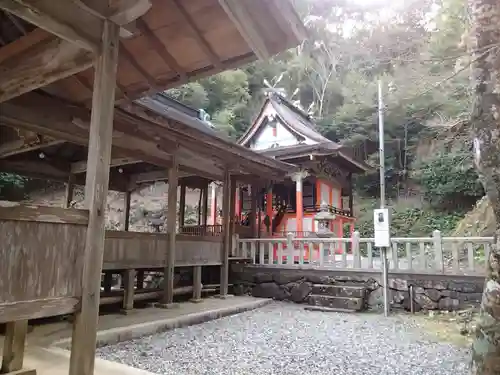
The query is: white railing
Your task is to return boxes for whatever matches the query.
[233,230,494,276]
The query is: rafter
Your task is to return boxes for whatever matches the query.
[135,18,187,82]
[170,0,221,68]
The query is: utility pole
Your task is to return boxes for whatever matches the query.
[378,79,390,317]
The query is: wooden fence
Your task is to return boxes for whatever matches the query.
[234,230,494,276]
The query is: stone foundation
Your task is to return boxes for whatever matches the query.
[230,265,484,311]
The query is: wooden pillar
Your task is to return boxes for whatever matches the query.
[64,173,75,208]
[124,190,131,231]
[348,172,353,215]
[69,20,119,375]
[179,182,186,228]
[197,188,203,225]
[210,183,218,225]
[292,171,307,234]
[161,159,178,307]
[191,265,202,303]
[202,183,209,226]
[250,186,257,237]
[121,269,135,314]
[230,177,237,235]
[219,169,232,297]
[266,189,273,234]
[103,273,113,293]
[1,320,28,373]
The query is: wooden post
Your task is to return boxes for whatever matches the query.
[291,171,308,235]
[1,320,28,373]
[103,272,113,293]
[121,269,136,314]
[191,265,203,303]
[64,173,75,208]
[160,158,178,307]
[69,19,119,375]
[179,182,186,228]
[136,270,145,289]
[197,188,203,225]
[219,169,232,297]
[230,177,237,235]
[348,173,354,216]
[210,183,218,225]
[250,185,257,237]
[202,183,209,226]
[124,190,131,231]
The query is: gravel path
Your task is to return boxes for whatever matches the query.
[97,303,470,375]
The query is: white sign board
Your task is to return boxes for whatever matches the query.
[373,208,390,247]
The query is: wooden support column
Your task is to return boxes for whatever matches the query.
[103,273,113,293]
[64,173,75,208]
[124,190,131,231]
[121,269,136,314]
[230,177,237,236]
[348,172,354,215]
[160,158,178,307]
[250,185,257,237]
[266,189,273,234]
[179,182,186,227]
[190,266,203,303]
[202,183,209,226]
[1,320,29,373]
[69,20,119,375]
[219,169,232,297]
[291,171,308,235]
[210,183,218,225]
[197,188,203,225]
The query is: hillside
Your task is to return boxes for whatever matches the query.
[25,182,208,232]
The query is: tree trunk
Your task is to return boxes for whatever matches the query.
[469,0,500,373]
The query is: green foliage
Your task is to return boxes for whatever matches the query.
[0,173,26,199]
[412,149,484,207]
[355,199,465,238]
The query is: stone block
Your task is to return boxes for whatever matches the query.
[254,272,274,283]
[388,278,408,291]
[273,272,304,285]
[458,292,483,303]
[390,290,409,304]
[448,281,482,293]
[414,294,438,310]
[412,279,448,290]
[290,282,312,303]
[252,282,280,299]
[424,288,442,302]
[438,297,460,311]
[274,286,291,301]
[311,284,366,298]
[308,295,364,311]
[367,288,384,310]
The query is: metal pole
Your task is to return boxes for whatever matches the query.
[378,79,390,317]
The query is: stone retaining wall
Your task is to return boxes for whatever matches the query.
[230,265,484,311]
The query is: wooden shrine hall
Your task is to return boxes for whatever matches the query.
[0,1,305,375]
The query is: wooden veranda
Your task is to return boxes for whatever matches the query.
[0,1,305,375]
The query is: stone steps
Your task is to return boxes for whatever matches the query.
[311,284,366,298]
[307,284,366,312]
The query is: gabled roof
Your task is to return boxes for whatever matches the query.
[239,91,332,146]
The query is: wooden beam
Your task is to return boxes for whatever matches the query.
[124,190,131,231]
[71,156,140,174]
[64,173,75,208]
[0,31,93,103]
[0,159,70,181]
[135,18,186,81]
[162,157,178,306]
[0,0,99,52]
[68,20,119,375]
[170,0,221,68]
[0,137,64,158]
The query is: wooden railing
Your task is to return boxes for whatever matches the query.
[286,204,353,217]
[234,230,493,276]
[179,224,223,236]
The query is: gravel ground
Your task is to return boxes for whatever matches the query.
[97,303,470,375]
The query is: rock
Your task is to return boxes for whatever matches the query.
[414,294,438,310]
[413,280,447,290]
[441,290,459,298]
[447,281,481,293]
[388,279,408,291]
[424,289,442,302]
[236,271,256,283]
[412,286,425,294]
[232,284,246,296]
[390,290,408,304]
[458,292,483,303]
[365,278,380,291]
[273,272,304,285]
[273,285,291,301]
[307,274,334,284]
[438,297,460,311]
[402,296,422,312]
[290,282,312,303]
[254,272,274,284]
[367,288,384,310]
[252,282,280,299]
